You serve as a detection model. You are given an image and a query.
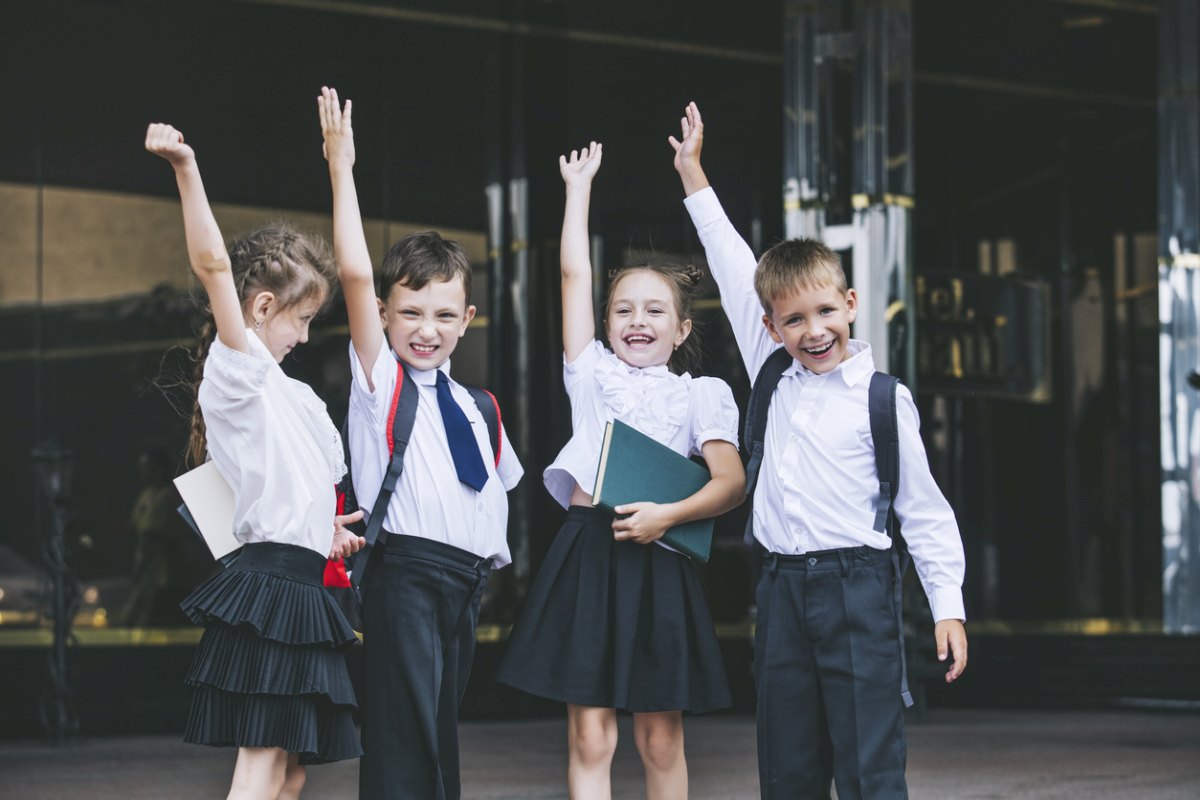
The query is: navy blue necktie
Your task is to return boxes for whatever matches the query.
[436,370,489,492]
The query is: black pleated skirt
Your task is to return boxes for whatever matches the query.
[179,541,361,764]
[495,506,731,713]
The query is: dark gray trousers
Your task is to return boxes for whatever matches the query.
[754,545,907,800]
[359,533,491,800]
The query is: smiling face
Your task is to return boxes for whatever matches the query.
[381,277,476,370]
[605,269,692,369]
[251,292,324,363]
[763,282,857,374]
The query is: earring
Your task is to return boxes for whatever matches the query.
[254,319,263,331]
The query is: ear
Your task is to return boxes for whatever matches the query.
[377,297,387,328]
[251,291,275,326]
[844,288,858,324]
[763,313,784,345]
[674,317,693,348]
[459,304,477,336]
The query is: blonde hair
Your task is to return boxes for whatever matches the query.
[754,238,847,314]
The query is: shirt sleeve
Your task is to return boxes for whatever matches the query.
[562,339,603,391]
[348,340,398,426]
[683,187,777,378]
[689,377,740,455]
[495,424,524,492]
[891,383,966,622]
[203,338,272,398]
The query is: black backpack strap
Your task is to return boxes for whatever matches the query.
[868,370,914,708]
[351,357,419,590]
[464,385,503,467]
[742,348,794,545]
[868,372,901,537]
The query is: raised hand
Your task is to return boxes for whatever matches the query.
[667,102,704,172]
[319,86,355,168]
[145,123,195,168]
[559,141,603,189]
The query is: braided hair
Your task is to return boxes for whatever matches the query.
[184,223,335,467]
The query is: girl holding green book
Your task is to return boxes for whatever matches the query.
[496,142,746,800]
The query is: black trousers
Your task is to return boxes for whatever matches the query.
[359,533,491,800]
[754,545,907,800]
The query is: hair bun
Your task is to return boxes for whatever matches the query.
[678,263,703,289]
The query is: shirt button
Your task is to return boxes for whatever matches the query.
[808,557,818,566]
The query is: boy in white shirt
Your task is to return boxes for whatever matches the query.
[670,102,967,800]
[319,88,523,800]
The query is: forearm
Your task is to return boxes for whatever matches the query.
[329,163,373,286]
[658,471,744,528]
[560,184,593,283]
[676,161,710,198]
[174,160,228,277]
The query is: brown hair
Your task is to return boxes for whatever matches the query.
[379,231,473,305]
[185,223,335,467]
[604,262,704,375]
[754,238,847,314]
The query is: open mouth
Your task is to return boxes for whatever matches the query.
[802,340,836,358]
[623,334,655,349]
[411,343,438,356]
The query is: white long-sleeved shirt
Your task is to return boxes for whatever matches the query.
[685,186,966,622]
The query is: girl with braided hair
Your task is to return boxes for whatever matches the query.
[146,123,364,799]
[495,143,745,800]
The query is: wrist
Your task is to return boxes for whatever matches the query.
[678,165,710,196]
[172,157,199,175]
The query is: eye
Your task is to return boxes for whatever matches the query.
[438,312,457,321]
[820,307,835,315]
[615,307,631,316]
[648,307,665,316]
[785,315,803,326]
[401,310,419,318]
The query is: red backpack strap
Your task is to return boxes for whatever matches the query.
[464,385,503,467]
[385,358,406,457]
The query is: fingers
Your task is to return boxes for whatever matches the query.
[947,631,968,683]
[336,509,365,525]
[689,101,703,131]
[935,625,949,662]
[668,135,682,153]
[343,98,352,127]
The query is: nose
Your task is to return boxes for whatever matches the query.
[299,322,310,344]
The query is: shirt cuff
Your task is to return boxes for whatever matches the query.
[694,428,738,451]
[682,186,727,229]
[928,586,966,623]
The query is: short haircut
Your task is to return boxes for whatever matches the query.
[379,231,473,304]
[754,238,848,314]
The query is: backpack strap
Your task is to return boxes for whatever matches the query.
[350,357,419,589]
[868,370,914,708]
[742,347,794,545]
[464,385,503,467]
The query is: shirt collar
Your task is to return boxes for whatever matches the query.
[781,339,875,386]
[393,350,452,387]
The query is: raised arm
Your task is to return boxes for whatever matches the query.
[145,124,246,354]
[320,86,384,380]
[671,103,776,377]
[559,142,603,363]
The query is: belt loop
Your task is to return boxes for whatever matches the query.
[768,553,780,577]
[838,549,849,577]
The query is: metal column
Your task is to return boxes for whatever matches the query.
[1159,0,1200,633]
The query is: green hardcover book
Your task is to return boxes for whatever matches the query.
[591,419,714,562]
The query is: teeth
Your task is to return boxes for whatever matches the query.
[804,341,834,355]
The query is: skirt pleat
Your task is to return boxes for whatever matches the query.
[180,542,361,764]
[496,506,731,713]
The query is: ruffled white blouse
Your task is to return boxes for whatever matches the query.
[199,331,346,557]
[543,339,740,509]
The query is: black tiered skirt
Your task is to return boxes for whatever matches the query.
[496,506,731,713]
[179,542,361,764]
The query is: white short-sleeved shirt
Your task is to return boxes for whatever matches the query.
[543,339,740,511]
[346,344,523,568]
[199,331,346,558]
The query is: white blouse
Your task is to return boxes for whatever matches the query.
[543,339,740,509]
[199,331,346,558]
